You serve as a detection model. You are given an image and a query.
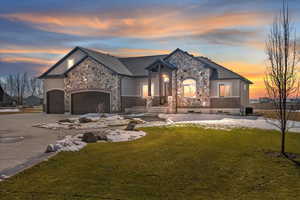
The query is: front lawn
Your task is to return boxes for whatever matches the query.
[1,126,300,200]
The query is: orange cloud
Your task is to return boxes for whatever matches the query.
[0,56,55,65]
[0,11,270,39]
[111,48,171,57]
[220,61,267,98]
[0,48,68,55]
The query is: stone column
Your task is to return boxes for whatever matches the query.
[158,64,162,104]
[171,70,177,113]
[148,71,152,97]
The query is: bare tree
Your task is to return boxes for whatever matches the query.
[29,77,38,96]
[264,0,299,155]
[8,73,29,105]
[35,78,43,98]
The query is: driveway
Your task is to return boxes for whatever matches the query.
[0,113,73,174]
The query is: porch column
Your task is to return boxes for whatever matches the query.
[158,64,162,104]
[148,70,152,96]
[168,71,172,96]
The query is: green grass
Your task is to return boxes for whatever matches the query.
[1,126,300,200]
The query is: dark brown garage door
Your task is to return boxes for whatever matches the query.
[47,90,65,114]
[71,91,110,114]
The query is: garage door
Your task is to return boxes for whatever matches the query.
[47,90,65,114]
[71,91,110,114]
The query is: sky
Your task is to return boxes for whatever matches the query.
[0,0,300,98]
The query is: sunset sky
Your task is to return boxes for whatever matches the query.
[0,0,300,98]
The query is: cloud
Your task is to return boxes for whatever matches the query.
[106,48,171,57]
[0,56,55,65]
[0,47,68,55]
[220,61,267,98]
[192,28,263,48]
[0,11,271,39]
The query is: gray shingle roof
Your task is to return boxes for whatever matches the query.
[40,46,252,84]
[119,55,167,76]
[196,56,253,84]
[78,47,132,76]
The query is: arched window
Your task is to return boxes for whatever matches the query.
[182,79,196,98]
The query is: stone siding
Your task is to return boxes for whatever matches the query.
[64,57,121,112]
[166,51,210,108]
[210,97,241,108]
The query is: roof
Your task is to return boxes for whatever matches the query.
[40,47,253,84]
[196,56,253,84]
[78,47,132,76]
[119,55,167,76]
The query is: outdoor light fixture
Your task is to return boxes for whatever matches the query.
[162,74,169,83]
[67,59,74,69]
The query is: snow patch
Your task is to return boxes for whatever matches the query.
[0,108,20,113]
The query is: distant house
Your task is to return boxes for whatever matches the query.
[250,99,259,104]
[24,95,43,106]
[0,85,4,102]
[0,85,15,106]
[259,97,272,103]
[40,47,253,114]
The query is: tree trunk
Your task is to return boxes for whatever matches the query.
[281,129,286,154]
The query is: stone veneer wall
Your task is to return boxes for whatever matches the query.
[166,51,210,108]
[64,57,121,112]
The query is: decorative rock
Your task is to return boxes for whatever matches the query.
[125,121,137,131]
[130,118,146,124]
[45,144,56,153]
[79,117,93,123]
[95,131,108,140]
[58,119,73,123]
[82,132,98,143]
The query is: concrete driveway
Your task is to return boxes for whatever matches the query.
[0,113,73,174]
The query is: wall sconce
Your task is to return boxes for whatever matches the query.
[162,74,169,83]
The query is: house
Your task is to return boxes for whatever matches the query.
[0,84,15,106]
[0,84,3,103]
[24,95,43,107]
[39,47,253,114]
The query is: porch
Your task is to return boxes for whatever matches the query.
[146,59,176,107]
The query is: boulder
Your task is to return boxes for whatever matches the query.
[45,144,55,153]
[82,132,98,143]
[95,131,108,141]
[79,117,93,123]
[58,119,71,123]
[130,118,146,124]
[125,121,137,131]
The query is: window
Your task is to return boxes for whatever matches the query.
[219,84,231,97]
[67,59,74,69]
[183,79,196,98]
[142,84,154,98]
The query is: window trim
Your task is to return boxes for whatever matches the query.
[182,78,197,98]
[141,83,154,98]
[218,82,232,97]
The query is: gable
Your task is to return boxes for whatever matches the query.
[165,49,207,72]
[79,47,132,76]
[48,49,86,75]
